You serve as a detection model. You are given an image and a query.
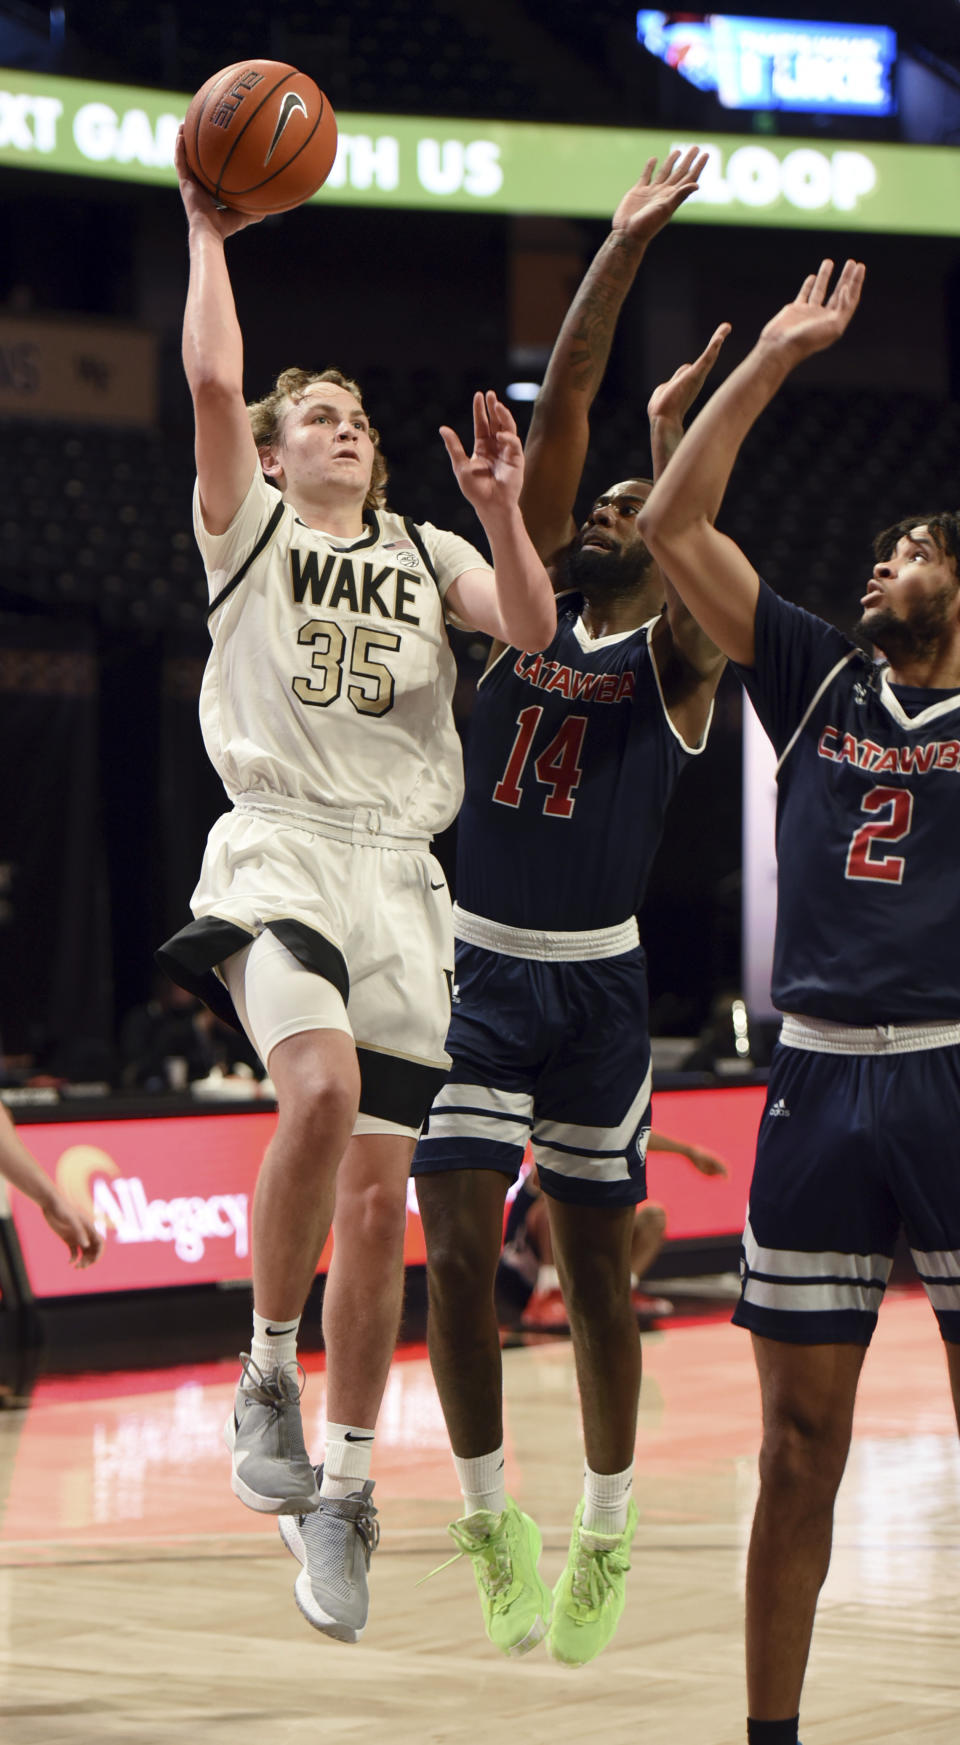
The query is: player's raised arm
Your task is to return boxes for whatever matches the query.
[520,149,707,567]
[646,322,730,692]
[175,127,263,534]
[442,391,557,653]
[648,322,731,483]
[638,258,866,667]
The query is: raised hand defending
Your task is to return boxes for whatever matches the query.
[760,258,865,361]
[648,322,732,431]
[611,146,708,246]
[440,391,524,522]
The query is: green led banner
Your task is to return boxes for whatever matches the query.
[0,65,958,234]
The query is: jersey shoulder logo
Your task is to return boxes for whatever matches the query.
[382,540,421,570]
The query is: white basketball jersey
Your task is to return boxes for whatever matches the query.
[195,469,490,837]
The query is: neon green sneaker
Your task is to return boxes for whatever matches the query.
[546,1498,638,1667]
[446,1498,551,1656]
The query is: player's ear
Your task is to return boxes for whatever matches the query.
[258,444,285,488]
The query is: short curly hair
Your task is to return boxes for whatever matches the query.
[872,512,960,572]
[246,367,388,510]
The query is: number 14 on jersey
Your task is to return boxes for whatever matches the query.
[493,705,588,819]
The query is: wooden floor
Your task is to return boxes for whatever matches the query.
[0,1287,958,1744]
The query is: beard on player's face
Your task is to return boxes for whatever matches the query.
[561,539,657,603]
[856,584,957,666]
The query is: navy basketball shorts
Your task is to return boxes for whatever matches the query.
[411,940,651,1209]
[733,1033,960,1346]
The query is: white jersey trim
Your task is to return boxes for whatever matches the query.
[742,1214,893,1316]
[646,620,714,756]
[779,1012,960,1055]
[774,649,858,776]
[194,470,490,607]
[570,615,653,653]
[876,667,960,731]
[453,903,639,961]
[476,641,514,690]
[475,611,652,691]
[534,1061,652,1177]
[911,1247,960,1281]
[424,1080,533,1150]
[234,793,431,850]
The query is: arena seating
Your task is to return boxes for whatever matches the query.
[61,1,537,123]
[0,424,203,629]
[1,385,958,636]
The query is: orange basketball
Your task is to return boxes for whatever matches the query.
[183,60,338,216]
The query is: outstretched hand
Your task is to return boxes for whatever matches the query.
[648,322,732,428]
[760,258,865,360]
[44,1194,104,1268]
[174,127,262,240]
[686,1145,728,1179]
[440,391,524,519]
[611,147,708,246]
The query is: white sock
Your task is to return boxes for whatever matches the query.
[322,1422,375,1497]
[250,1311,300,1380]
[582,1460,634,1536]
[535,1265,560,1293]
[452,1445,507,1518]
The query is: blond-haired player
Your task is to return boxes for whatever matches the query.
[159,132,556,1643]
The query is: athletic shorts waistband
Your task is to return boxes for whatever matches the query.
[780,1012,960,1055]
[234,794,431,851]
[452,904,640,962]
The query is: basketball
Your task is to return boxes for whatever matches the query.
[183,60,338,216]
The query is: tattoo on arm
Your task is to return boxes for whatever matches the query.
[556,234,643,395]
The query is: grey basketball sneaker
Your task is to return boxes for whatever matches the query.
[223,1354,320,1515]
[278,1469,380,1642]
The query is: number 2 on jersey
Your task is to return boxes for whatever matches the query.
[845,784,914,883]
[493,705,588,819]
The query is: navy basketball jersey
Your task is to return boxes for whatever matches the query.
[735,582,960,1023]
[455,598,706,931]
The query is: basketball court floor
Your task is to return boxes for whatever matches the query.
[1,1286,957,1744]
